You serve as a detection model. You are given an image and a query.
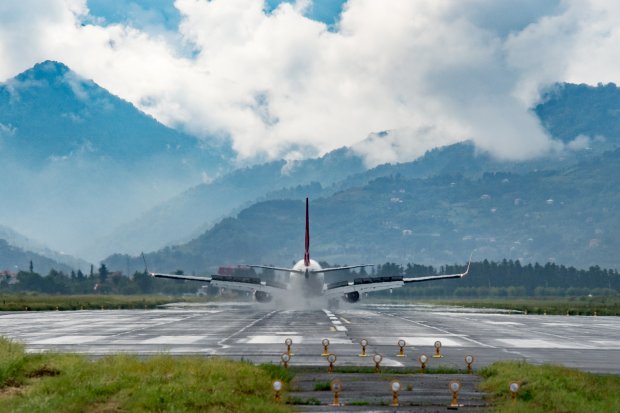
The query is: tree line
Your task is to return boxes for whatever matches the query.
[0,259,618,297]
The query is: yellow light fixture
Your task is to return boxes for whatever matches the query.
[359,338,368,357]
[284,337,293,356]
[321,338,330,356]
[433,340,443,358]
[390,380,401,406]
[373,353,383,373]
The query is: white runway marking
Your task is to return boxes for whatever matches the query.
[246,335,304,344]
[323,309,348,332]
[389,314,496,348]
[141,336,204,344]
[31,335,106,344]
[485,321,524,326]
[591,340,620,348]
[496,339,594,349]
[218,310,277,348]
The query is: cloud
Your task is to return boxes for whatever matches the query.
[1,0,620,166]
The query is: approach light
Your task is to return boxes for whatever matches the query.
[419,353,428,373]
[359,338,369,357]
[433,340,443,358]
[321,338,330,356]
[448,381,462,409]
[284,337,293,356]
[327,353,337,373]
[465,355,475,374]
[373,353,383,373]
[390,380,401,407]
[330,379,342,406]
[280,353,290,369]
[509,382,520,402]
[272,380,283,402]
[397,339,406,357]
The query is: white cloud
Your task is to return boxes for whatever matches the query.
[2,0,620,166]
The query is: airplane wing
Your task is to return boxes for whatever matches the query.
[151,272,213,282]
[323,276,405,298]
[314,264,375,274]
[403,257,471,284]
[323,258,472,298]
[150,272,287,295]
[246,264,305,274]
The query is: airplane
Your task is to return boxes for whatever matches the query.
[147,198,471,306]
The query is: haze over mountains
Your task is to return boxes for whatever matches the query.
[1,60,620,272]
[0,61,230,263]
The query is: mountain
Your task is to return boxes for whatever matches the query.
[89,147,366,257]
[0,61,229,167]
[0,239,74,275]
[0,225,89,271]
[107,146,620,273]
[0,61,231,260]
[535,82,620,145]
[105,82,620,260]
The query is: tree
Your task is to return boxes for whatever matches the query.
[98,264,109,283]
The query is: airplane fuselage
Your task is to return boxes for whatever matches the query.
[290,258,325,296]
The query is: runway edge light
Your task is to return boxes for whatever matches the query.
[359,338,368,357]
[327,353,337,373]
[272,380,283,402]
[510,382,520,402]
[373,353,383,373]
[284,337,293,356]
[448,381,462,410]
[397,339,406,357]
[280,352,290,369]
[419,353,428,373]
[321,338,330,356]
[390,380,401,407]
[465,355,475,374]
[330,379,342,406]
[433,340,443,358]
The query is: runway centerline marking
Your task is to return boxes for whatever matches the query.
[388,313,496,348]
[323,309,348,332]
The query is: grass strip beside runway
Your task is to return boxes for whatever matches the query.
[480,361,620,413]
[0,337,290,413]
[425,296,620,316]
[0,294,204,311]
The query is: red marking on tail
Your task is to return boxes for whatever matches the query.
[304,197,310,266]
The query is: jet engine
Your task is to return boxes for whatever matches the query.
[343,291,360,303]
[254,291,272,303]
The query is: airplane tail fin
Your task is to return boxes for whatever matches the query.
[304,197,310,266]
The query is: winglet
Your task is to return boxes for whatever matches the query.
[462,252,474,277]
[304,197,310,267]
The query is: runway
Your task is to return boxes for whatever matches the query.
[1,302,619,374]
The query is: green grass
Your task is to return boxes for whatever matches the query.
[422,296,620,316]
[0,337,290,413]
[0,294,201,311]
[313,381,332,391]
[480,361,620,413]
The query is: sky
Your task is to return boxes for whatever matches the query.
[1,0,620,167]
